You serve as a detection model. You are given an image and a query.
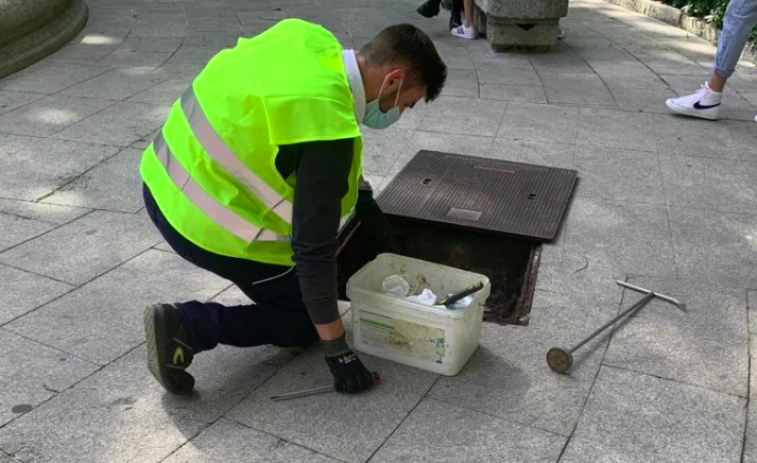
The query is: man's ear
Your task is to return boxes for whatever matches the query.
[386,68,406,90]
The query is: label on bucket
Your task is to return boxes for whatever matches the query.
[359,310,446,364]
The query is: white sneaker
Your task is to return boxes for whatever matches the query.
[665,83,722,120]
[451,24,477,40]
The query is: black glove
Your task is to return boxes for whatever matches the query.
[355,189,396,251]
[322,335,375,393]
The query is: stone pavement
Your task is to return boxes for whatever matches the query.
[0,0,755,461]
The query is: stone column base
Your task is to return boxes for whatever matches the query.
[473,0,566,51]
[0,0,88,79]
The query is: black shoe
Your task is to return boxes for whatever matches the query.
[417,0,441,18]
[144,303,195,395]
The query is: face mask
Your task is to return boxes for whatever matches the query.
[363,76,403,130]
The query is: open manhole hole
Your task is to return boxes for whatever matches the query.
[337,150,577,326]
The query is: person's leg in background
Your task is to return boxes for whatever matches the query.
[666,0,757,120]
[417,0,463,29]
[451,0,478,39]
[449,0,463,30]
[141,183,318,395]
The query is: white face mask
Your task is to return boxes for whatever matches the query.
[363,76,403,129]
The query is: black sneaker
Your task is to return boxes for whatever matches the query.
[417,0,441,18]
[143,303,195,395]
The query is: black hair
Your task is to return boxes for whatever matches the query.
[359,23,447,102]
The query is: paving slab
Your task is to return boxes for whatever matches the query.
[604,276,749,397]
[0,211,56,253]
[182,31,242,48]
[725,120,757,162]
[669,206,757,288]
[576,107,656,152]
[0,328,98,427]
[486,138,574,169]
[573,146,664,204]
[0,95,115,138]
[561,197,676,278]
[117,37,185,53]
[0,91,44,116]
[0,210,161,286]
[0,342,294,463]
[748,291,757,335]
[474,57,539,86]
[497,102,580,143]
[559,366,746,463]
[660,154,757,213]
[41,148,146,213]
[61,68,172,101]
[0,264,73,325]
[0,62,113,94]
[744,335,757,463]
[0,134,42,158]
[629,49,707,76]
[599,71,671,91]
[418,96,506,137]
[0,139,119,202]
[163,46,222,66]
[428,323,604,437]
[4,249,227,365]
[130,19,189,38]
[369,398,566,463]
[443,69,479,98]
[99,50,175,70]
[129,127,161,150]
[529,51,596,75]
[388,131,496,175]
[47,43,121,64]
[655,114,743,160]
[480,84,548,104]
[51,101,171,147]
[225,340,438,463]
[539,72,617,107]
[126,75,192,105]
[360,128,415,176]
[0,199,89,225]
[609,87,678,113]
[163,418,341,463]
[528,283,623,340]
[442,54,475,70]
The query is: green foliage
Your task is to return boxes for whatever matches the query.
[658,0,757,42]
[663,0,727,28]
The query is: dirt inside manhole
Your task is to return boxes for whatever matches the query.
[336,214,541,326]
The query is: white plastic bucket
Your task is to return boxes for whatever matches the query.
[346,253,491,376]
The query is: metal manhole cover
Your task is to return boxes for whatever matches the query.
[376,150,577,241]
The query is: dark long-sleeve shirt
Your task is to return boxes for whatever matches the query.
[276,138,356,325]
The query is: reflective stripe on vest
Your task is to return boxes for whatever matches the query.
[153,132,288,243]
[180,86,294,225]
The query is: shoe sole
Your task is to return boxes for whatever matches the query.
[451,32,477,39]
[144,304,190,395]
[665,99,719,120]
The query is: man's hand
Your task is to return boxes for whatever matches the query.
[322,334,375,393]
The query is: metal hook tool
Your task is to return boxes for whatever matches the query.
[546,281,686,374]
[270,372,381,402]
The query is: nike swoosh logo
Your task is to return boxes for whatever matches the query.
[693,101,721,109]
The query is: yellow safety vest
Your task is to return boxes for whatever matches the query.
[140,19,363,266]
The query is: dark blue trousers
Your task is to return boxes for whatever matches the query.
[143,184,319,353]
